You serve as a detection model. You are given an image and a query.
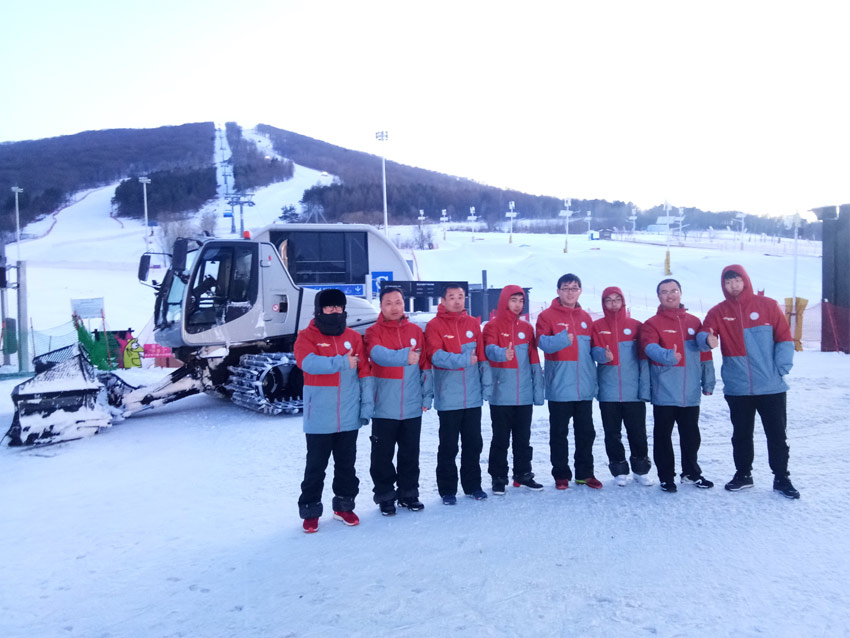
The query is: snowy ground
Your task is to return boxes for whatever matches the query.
[1,142,848,637]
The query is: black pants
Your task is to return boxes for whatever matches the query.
[725,393,790,476]
[548,400,596,481]
[370,416,422,502]
[436,407,483,496]
[488,404,534,483]
[298,430,359,519]
[600,401,651,476]
[652,405,702,483]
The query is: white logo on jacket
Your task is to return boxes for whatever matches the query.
[518,331,526,340]
[410,338,417,346]
[623,328,632,335]
[750,312,760,320]
[466,330,474,338]
[343,341,352,350]
[688,328,695,335]
[581,322,588,329]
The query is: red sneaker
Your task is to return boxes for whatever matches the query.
[302,517,319,534]
[577,477,603,489]
[555,479,570,490]
[333,510,360,526]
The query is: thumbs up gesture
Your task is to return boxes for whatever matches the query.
[707,328,719,349]
[347,347,358,369]
[408,348,421,365]
[506,341,515,361]
[566,325,575,346]
[605,345,614,362]
[672,343,682,363]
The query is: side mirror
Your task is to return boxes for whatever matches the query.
[172,238,188,272]
[138,254,151,281]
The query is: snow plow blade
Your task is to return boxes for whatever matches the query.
[7,345,117,447]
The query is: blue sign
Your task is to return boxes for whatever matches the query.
[304,284,365,296]
[223,211,233,218]
[372,271,393,294]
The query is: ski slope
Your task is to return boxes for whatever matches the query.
[1,137,847,637]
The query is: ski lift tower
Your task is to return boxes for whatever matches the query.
[629,206,638,235]
[418,209,427,229]
[228,192,256,237]
[585,210,593,236]
[440,209,449,240]
[468,206,478,242]
[676,207,687,243]
[506,201,518,244]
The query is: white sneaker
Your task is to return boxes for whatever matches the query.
[635,473,655,486]
[614,474,629,487]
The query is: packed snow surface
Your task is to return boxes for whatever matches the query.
[1,147,847,637]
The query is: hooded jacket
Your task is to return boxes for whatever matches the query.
[424,303,492,411]
[590,286,650,402]
[482,285,544,406]
[294,318,374,434]
[700,264,793,396]
[641,305,715,407]
[365,313,433,419]
[535,298,597,402]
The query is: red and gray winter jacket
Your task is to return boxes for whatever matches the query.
[365,314,433,419]
[294,321,374,434]
[590,286,649,403]
[483,285,544,407]
[700,264,793,396]
[535,299,597,402]
[641,305,715,407]
[424,304,492,411]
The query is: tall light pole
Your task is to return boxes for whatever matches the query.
[418,209,427,229]
[376,131,389,236]
[629,206,638,235]
[440,209,449,241]
[468,206,478,242]
[138,177,151,252]
[505,201,517,244]
[11,187,23,263]
[559,199,573,253]
[585,210,592,236]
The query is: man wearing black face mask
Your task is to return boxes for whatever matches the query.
[294,289,374,533]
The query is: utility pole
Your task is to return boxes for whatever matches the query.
[505,201,517,244]
[138,177,151,252]
[468,206,478,242]
[12,186,23,263]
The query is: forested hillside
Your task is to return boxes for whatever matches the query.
[257,124,817,239]
[0,123,216,230]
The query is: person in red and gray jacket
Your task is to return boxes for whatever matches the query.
[641,279,715,493]
[294,289,374,533]
[700,265,799,499]
[483,285,544,495]
[365,287,433,516]
[590,286,653,487]
[535,273,601,490]
[424,283,492,504]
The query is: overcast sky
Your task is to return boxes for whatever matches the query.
[2,0,848,217]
